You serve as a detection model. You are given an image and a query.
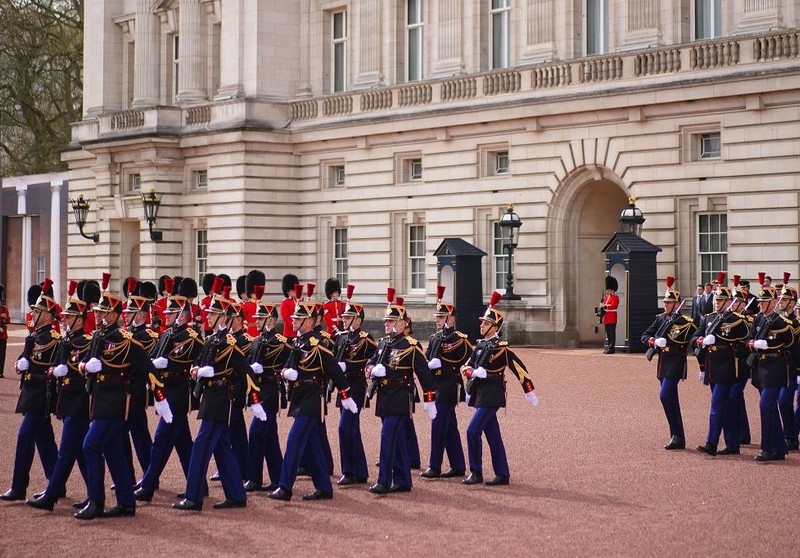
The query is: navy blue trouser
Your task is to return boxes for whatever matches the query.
[466,407,509,477]
[301,420,334,475]
[185,419,245,504]
[139,413,193,491]
[124,408,152,478]
[10,413,57,493]
[706,383,738,448]
[778,383,797,444]
[377,415,412,490]
[44,416,89,499]
[405,415,421,467]
[83,418,136,508]
[659,378,685,439]
[427,401,465,472]
[731,379,751,443]
[760,387,788,456]
[279,415,332,493]
[338,406,368,480]
[226,408,248,481]
[247,410,282,486]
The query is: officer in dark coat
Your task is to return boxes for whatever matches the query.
[76,274,157,520]
[421,285,471,479]
[779,283,800,451]
[642,277,697,451]
[730,275,757,445]
[334,286,377,486]
[268,296,357,502]
[244,286,290,492]
[691,283,750,456]
[225,295,255,482]
[135,280,204,502]
[27,282,93,511]
[366,291,436,495]
[0,281,60,502]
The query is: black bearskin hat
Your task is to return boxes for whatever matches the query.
[202,273,216,296]
[138,281,158,302]
[217,273,232,288]
[158,275,170,295]
[177,277,198,299]
[324,278,341,300]
[605,276,618,291]
[171,276,183,296]
[82,280,101,305]
[27,284,42,307]
[245,270,266,297]
[236,275,247,299]
[281,273,299,298]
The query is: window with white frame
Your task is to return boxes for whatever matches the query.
[408,158,422,181]
[586,0,608,55]
[129,173,142,192]
[494,151,509,174]
[334,228,348,286]
[699,132,721,159]
[490,0,510,69]
[196,229,208,285]
[332,11,347,93]
[36,256,46,285]
[194,170,208,189]
[172,35,180,100]
[409,224,426,290]
[407,0,424,81]
[493,222,509,290]
[698,214,727,285]
[331,164,346,187]
[695,0,721,40]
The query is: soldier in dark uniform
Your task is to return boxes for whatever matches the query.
[27,282,93,511]
[244,285,290,492]
[365,292,436,495]
[421,286,471,479]
[460,292,538,486]
[747,281,795,461]
[135,279,205,502]
[776,276,799,452]
[691,283,750,456]
[397,299,422,471]
[334,286,376,486]
[224,293,255,482]
[268,296,358,502]
[75,274,157,519]
[729,278,757,446]
[642,277,697,451]
[0,281,60,502]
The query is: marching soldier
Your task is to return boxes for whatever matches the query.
[280,274,300,339]
[366,290,436,495]
[243,270,266,337]
[730,277,756,446]
[27,281,93,511]
[334,285,376,486]
[226,293,256,482]
[397,299,422,471]
[421,286,471,479]
[691,279,750,456]
[75,273,157,519]
[642,277,697,451]
[776,274,799,452]
[460,292,538,486]
[323,278,346,334]
[0,280,60,502]
[199,273,217,337]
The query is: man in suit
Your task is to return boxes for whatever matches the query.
[692,284,705,325]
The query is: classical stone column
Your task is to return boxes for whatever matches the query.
[50,181,63,298]
[216,0,244,99]
[176,0,207,104]
[519,0,556,64]
[431,0,464,76]
[296,0,312,96]
[132,0,160,108]
[353,0,383,87]
[17,189,31,313]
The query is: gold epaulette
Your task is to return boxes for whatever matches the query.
[188,329,198,339]
[244,333,255,342]
[226,333,236,346]
[275,333,287,343]
[359,331,369,338]
[321,331,331,340]
[456,331,468,338]
[407,337,418,346]
[310,336,319,346]
[148,330,159,339]
[83,334,93,341]
[122,330,133,340]
[51,330,62,340]
[499,341,509,346]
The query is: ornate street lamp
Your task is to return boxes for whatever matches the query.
[141,188,163,242]
[619,197,645,236]
[69,194,99,243]
[498,203,522,300]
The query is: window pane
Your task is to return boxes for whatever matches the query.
[492,13,506,68]
[333,12,345,39]
[408,0,421,24]
[334,44,345,92]
[699,215,708,233]
[408,28,421,81]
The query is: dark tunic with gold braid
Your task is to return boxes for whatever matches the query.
[249,328,291,414]
[127,323,159,412]
[691,311,750,385]
[286,330,350,417]
[369,333,435,417]
[15,325,60,415]
[426,326,472,404]
[149,323,204,417]
[787,314,800,386]
[641,313,697,380]
[748,312,795,389]
[335,328,377,408]
[55,332,92,419]
[232,329,255,411]
[462,339,534,408]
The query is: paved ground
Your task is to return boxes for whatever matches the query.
[0,325,797,557]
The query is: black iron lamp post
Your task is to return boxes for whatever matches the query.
[619,197,645,236]
[141,188,163,242]
[69,194,99,243]
[499,203,522,300]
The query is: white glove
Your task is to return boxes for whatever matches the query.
[472,366,487,379]
[338,362,347,372]
[464,394,471,405]
[797,375,800,386]
[282,368,298,381]
[525,391,539,407]
[152,357,168,370]
[155,399,174,423]
[52,364,69,378]
[702,335,716,347]
[250,402,267,422]
[753,339,769,351]
[427,358,442,370]
[250,362,264,375]
[341,397,359,414]
[370,364,386,378]
[654,337,667,348]
[423,401,437,420]
[196,365,215,378]
[85,357,102,374]
[16,357,29,372]
[699,371,706,383]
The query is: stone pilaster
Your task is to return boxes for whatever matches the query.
[132,0,160,108]
[176,0,207,104]
[520,0,557,64]
[353,0,383,88]
[431,0,464,77]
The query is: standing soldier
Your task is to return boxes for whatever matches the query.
[421,285,471,480]
[0,284,9,378]
[396,298,422,471]
[0,280,60,502]
[461,292,539,486]
[199,273,217,337]
[280,274,300,339]
[692,280,750,456]
[27,281,93,511]
[776,274,799,452]
[366,290,437,495]
[334,285,376,486]
[75,273,156,519]
[243,270,266,337]
[323,278,346,334]
[729,276,756,447]
[642,277,697,451]
[245,284,290,492]
[600,276,620,354]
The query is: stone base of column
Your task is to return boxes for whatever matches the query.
[131,97,159,109]
[430,58,465,79]
[214,84,245,101]
[175,90,209,105]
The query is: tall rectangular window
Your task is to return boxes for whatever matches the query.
[698,214,727,285]
[334,228,348,286]
[196,229,208,285]
[172,35,180,100]
[493,222,509,290]
[491,0,510,69]
[409,225,426,290]
[407,0,424,81]
[332,11,347,93]
[695,0,722,39]
[586,0,608,55]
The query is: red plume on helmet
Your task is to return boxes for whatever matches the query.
[395,296,405,307]
[101,272,111,291]
[163,276,174,295]
[733,275,741,287]
[489,291,503,307]
[127,277,139,297]
[211,276,224,295]
[293,283,303,299]
[346,284,355,300]
[67,280,78,297]
[305,282,316,300]
[783,271,791,285]
[386,287,396,304]
[222,285,232,299]
[665,276,675,289]
[253,284,265,300]
[436,285,445,301]
[758,271,766,286]
[716,272,726,285]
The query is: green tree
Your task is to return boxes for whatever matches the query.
[0,0,82,176]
